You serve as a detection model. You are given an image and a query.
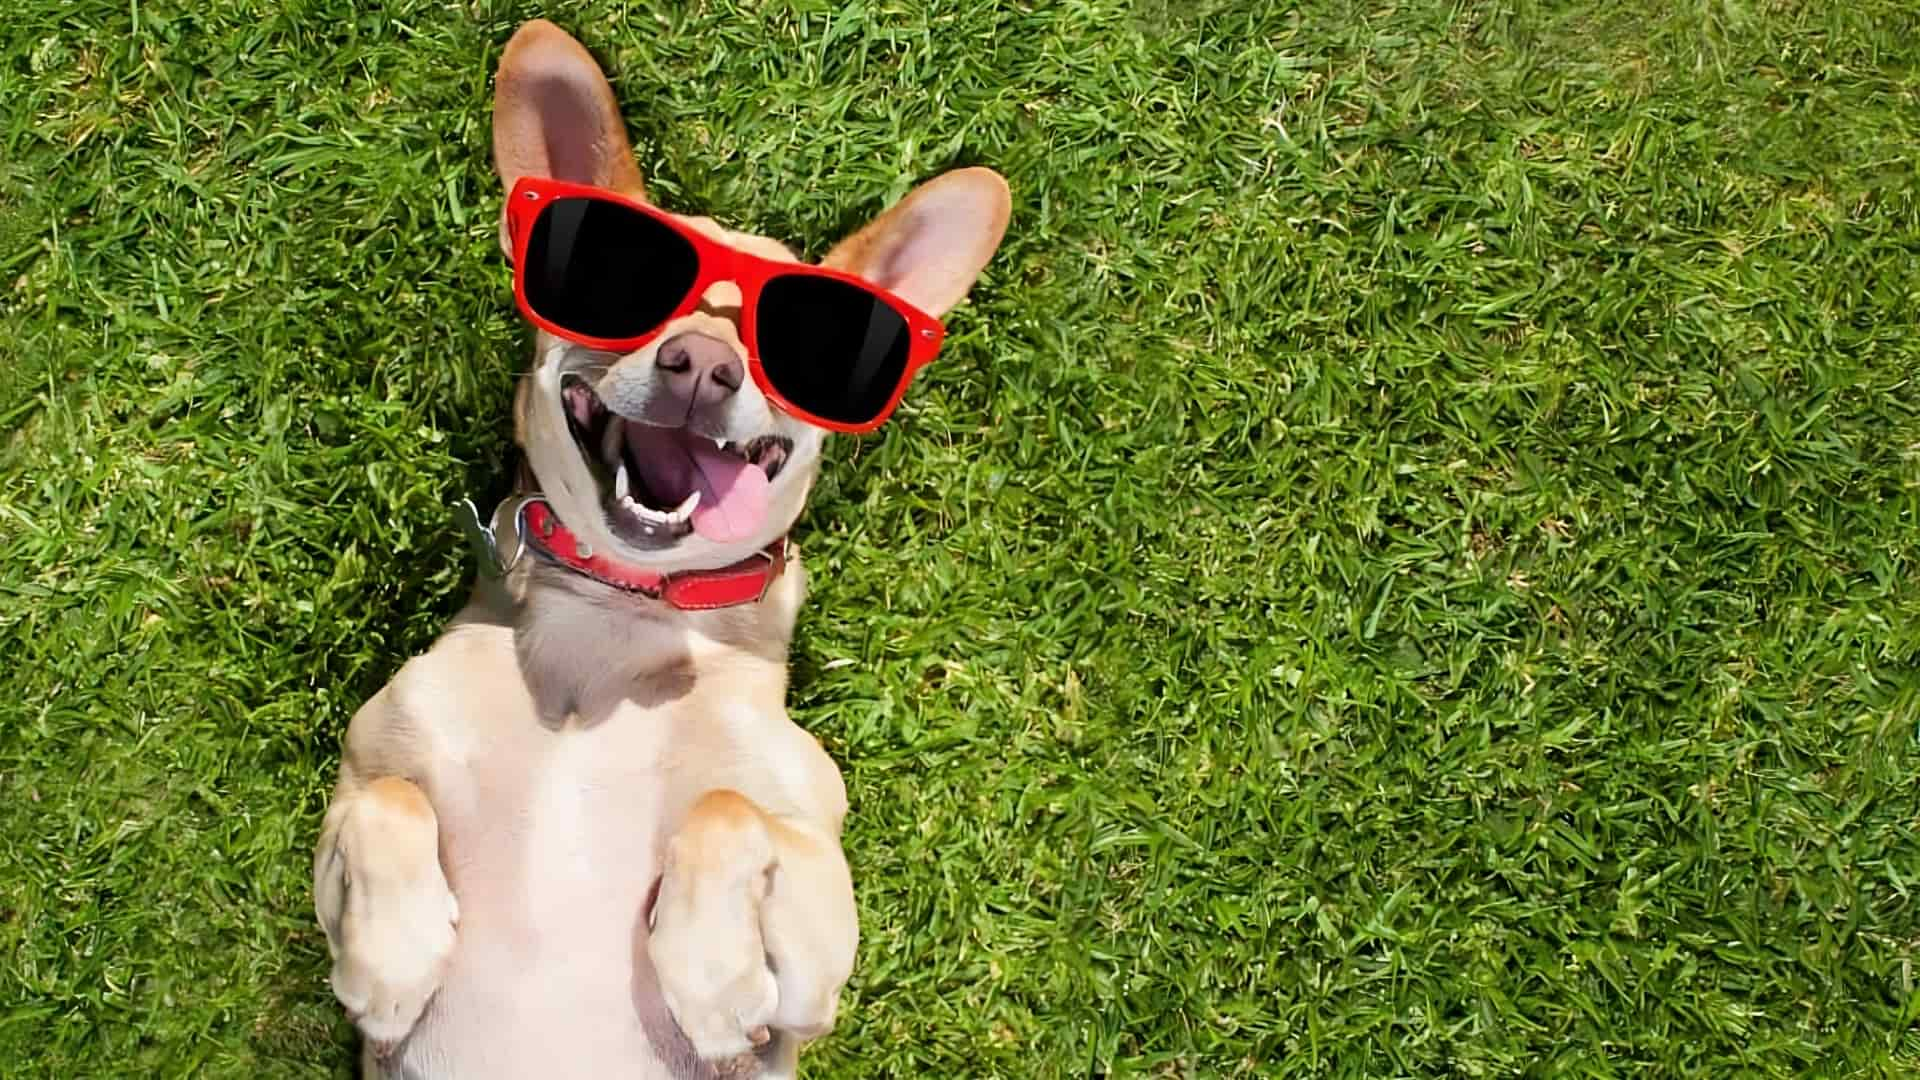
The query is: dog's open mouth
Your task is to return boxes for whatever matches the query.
[563,375,792,547]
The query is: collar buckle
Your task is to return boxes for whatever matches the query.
[456,493,548,578]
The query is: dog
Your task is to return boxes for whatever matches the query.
[312,20,1009,1079]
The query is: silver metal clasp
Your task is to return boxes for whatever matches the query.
[455,493,547,578]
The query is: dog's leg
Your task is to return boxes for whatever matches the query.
[647,789,856,1072]
[314,773,459,1054]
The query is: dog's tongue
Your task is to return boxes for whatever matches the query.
[684,441,770,542]
[624,422,770,543]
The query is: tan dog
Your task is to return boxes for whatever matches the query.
[312,20,1009,1079]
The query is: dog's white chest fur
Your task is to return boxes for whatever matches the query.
[444,698,670,938]
[364,612,796,1080]
[387,627,668,1075]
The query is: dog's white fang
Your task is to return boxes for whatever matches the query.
[613,461,630,501]
[669,491,700,522]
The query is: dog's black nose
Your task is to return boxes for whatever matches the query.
[653,332,745,407]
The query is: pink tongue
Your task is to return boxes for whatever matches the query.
[684,441,770,542]
[624,423,771,543]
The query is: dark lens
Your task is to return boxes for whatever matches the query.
[756,275,912,425]
[522,197,699,340]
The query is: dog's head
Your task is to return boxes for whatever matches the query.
[491,21,1010,573]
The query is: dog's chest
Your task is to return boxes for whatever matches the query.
[434,690,681,929]
[396,637,700,1076]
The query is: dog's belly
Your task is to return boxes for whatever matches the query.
[394,698,686,1079]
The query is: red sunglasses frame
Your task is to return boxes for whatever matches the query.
[504,176,946,435]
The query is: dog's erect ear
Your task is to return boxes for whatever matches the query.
[822,168,1012,319]
[492,20,645,251]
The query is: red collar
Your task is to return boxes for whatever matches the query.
[518,499,787,611]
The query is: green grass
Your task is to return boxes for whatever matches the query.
[4,0,1920,1074]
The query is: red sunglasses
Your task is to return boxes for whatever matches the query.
[504,176,945,434]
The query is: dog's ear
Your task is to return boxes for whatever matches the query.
[492,20,645,252]
[822,168,1012,319]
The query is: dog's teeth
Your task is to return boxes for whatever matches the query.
[713,436,727,451]
[652,490,698,522]
[614,461,630,500]
[616,491,698,528]
[619,493,663,524]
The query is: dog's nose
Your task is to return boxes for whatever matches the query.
[653,332,745,408]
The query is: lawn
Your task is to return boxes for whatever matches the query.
[4,0,1919,1075]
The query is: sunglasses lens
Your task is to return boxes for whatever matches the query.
[522,197,699,341]
[757,274,913,427]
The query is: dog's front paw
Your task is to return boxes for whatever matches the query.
[316,778,460,1052]
[328,873,459,1051]
[647,791,782,1061]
